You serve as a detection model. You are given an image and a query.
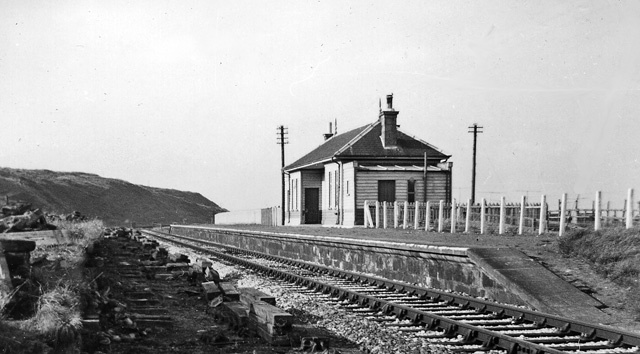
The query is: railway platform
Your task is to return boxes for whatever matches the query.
[166,224,610,324]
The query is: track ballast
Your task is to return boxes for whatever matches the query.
[140,229,640,354]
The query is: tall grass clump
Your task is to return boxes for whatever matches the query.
[49,218,104,246]
[558,227,640,317]
[24,285,82,345]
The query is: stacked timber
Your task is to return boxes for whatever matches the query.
[206,286,294,345]
[248,300,293,344]
[0,238,37,293]
[1,207,55,233]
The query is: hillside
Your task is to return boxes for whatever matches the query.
[0,167,226,226]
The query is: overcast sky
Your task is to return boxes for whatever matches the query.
[2,1,639,211]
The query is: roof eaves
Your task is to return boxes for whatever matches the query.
[283,157,333,172]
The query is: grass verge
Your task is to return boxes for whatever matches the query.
[558,227,640,317]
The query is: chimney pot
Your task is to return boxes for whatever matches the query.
[324,122,334,140]
[386,94,393,109]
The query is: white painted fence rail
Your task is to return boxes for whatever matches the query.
[363,188,638,235]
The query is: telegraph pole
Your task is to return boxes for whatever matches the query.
[276,126,288,226]
[468,123,483,205]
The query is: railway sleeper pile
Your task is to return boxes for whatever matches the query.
[202,261,333,348]
[0,238,36,296]
[83,230,337,352]
[82,232,176,347]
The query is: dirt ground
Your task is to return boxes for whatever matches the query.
[205,224,640,334]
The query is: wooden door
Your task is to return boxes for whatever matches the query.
[377,180,396,203]
[304,188,321,224]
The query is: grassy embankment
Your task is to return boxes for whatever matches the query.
[558,227,640,317]
[0,218,104,353]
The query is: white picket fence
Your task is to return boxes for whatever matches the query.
[363,188,639,236]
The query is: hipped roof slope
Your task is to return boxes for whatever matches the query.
[284,121,449,172]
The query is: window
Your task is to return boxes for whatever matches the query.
[291,178,298,210]
[328,172,332,209]
[334,170,339,208]
[408,179,415,203]
[346,180,350,196]
[378,180,396,202]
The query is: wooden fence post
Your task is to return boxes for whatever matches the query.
[480,198,486,234]
[539,194,546,235]
[626,188,634,229]
[594,191,601,231]
[559,193,567,236]
[499,196,506,235]
[393,201,399,229]
[465,199,471,233]
[414,202,420,229]
[375,201,380,229]
[364,201,369,228]
[519,196,526,235]
[425,201,431,231]
[438,200,444,232]
[451,199,457,233]
[403,201,409,229]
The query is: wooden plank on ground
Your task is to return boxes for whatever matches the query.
[0,230,71,246]
[248,317,290,345]
[238,287,276,306]
[169,253,189,263]
[0,245,12,293]
[196,258,212,268]
[202,281,222,300]
[218,282,240,301]
[216,302,249,330]
[0,239,36,252]
[165,262,189,271]
[249,300,293,327]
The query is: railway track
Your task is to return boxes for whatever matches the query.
[140,229,640,354]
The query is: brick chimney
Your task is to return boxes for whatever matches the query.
[323,122,334,141]
[380,94,399,148]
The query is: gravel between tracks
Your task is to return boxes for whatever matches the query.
[160,239,512,354]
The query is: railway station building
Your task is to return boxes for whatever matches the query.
[283,94,453,227]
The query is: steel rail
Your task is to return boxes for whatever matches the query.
[140,229,640,354]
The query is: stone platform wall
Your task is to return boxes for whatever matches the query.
[170,226,526,307]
